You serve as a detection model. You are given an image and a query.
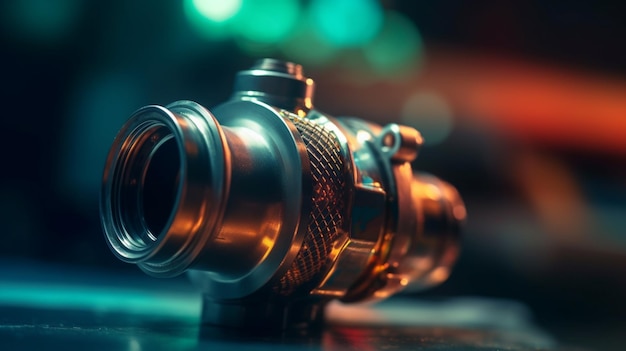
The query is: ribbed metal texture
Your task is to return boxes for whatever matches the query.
[274,115,346,295]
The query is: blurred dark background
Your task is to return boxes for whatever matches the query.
[1,0,625,349]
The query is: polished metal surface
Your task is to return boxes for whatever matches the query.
[100,58,466,329]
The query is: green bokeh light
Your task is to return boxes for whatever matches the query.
[310,0,383,48]
[232,0,300,44]
[363,11,423,75]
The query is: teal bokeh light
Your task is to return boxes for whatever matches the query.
[0,282,200,320]
[185,0,300,44]
[191,0,242,22]
[364,11,423,75]
[310,0,383,48]
[184,0,241,40]
[401,91,455,146]
[280,16,337,67]
[232,0,301,44]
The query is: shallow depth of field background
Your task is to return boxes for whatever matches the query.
[1,1,625,348]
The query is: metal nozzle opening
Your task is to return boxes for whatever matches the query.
[104,119,184,260]
[141,134,180,240]
[102,102,231,277]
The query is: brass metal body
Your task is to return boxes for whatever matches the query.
[101,59,465,329]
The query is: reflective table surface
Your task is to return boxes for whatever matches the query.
[0,261,586,350]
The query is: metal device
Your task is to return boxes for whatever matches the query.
[100,58,465,329]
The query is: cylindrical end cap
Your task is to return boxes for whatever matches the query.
[232,58,315,111]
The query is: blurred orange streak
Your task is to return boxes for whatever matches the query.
[455,54,626,154]
[315,49,626,154]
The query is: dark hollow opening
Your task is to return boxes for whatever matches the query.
[141,137,181,239]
